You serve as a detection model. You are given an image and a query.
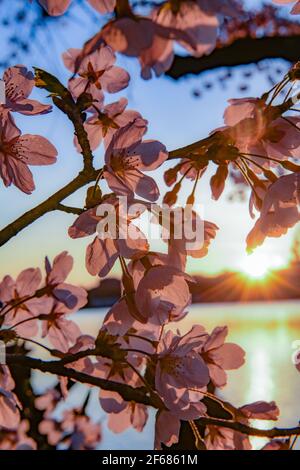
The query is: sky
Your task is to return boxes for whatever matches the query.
[0,0,298,288]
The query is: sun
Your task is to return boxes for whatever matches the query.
[239,252,284,279]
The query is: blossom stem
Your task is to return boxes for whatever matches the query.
[234,160,260,199]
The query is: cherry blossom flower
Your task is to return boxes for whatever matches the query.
[103,120,168,201]
[0,366,20,429]
[246,173,300,252]
[262,439,290,450]
[107,402,148,434]
[39,419,63,446]
[0,267,43,337]
[95,353,147,433]
[40,298,83,352]
[76,97,145,151]
[35,389,61,418]
[0,419,37,450]
[135,265,194,324]
[223,98,300,165]
[61,411,101,450]
[154,410,181,449]
[62,45,130,99]
[88,0,116,14]
[2,66,52,116]
[102,297,162,338]
[45,251,88,310]
[153,1,218,58]
[0,113,57,194]
[200,326,245,387]
[273,0,300,14]
[100,17,174,58]
[155,327,209,410]
[64,335,95,375]
[37,0,71,16]
[205,401,279,450]
[82,13,198,77]
[68,195,149,277]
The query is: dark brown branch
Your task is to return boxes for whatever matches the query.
[6,353,300,440]
[6,354,155,408]
[167,35,300,79]
[0,169,98,247]
[56,203,84,215]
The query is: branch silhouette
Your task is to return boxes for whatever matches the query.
[167,35,300,79]
[6,354,300,440]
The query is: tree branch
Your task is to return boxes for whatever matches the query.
[167,35,300,80]
[0,169,98,247]
[6,354,156,408]
[6,353,300,440]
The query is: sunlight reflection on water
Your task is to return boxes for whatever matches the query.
[31,301,300,450]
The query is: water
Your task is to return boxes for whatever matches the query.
[32,301,300,450]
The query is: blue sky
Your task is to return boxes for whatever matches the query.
[0,0,297,287]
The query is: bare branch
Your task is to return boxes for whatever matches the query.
[167,35,300,80]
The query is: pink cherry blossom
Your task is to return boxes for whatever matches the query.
[0,113,57,194]
[246,173,300,252]
[62,45,129,99]
[205,425,238,450]
[37,0,71,16]
[273,0,300,14]
[223,98,300,167]
[96,354,146,428]
[39,419,62,446]
[35,389,61,418]
[0,267,43,337]
[68,195,149,277]
[107,402,148,434]
[262,439,290,450]
[2,65,52,116]
[139,35,174,80]
[61,411,101,450]
[45,251,88,310]
[76,98,146,151]
[104,120,168,201]
[0,366,20,429]
[135,266,193,324]
[87,0,116,14]
[40,298,83,352]
[153,1,218,58]
[154,410,181,449]
[64,335,95,375]
[0,419,37,450]
[101,17,161,57]
[239,401,279,420]
[200,326,245,387]
[205,400,279,450]
[155,327,209,410]
[102,297,162,338]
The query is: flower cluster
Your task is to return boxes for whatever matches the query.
[0,66,57,193]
